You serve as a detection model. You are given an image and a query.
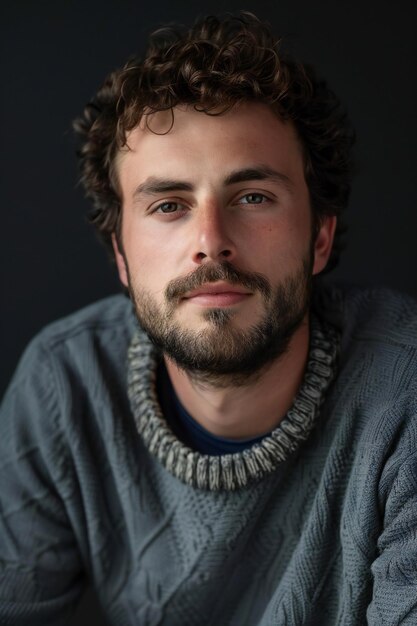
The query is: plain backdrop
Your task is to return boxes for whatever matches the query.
[1,0,416,623]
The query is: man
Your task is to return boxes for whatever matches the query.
[1,12,416,626]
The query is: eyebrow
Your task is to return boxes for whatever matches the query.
[224,166,293,190]
[132,165,293,200]
[133,179,193,199]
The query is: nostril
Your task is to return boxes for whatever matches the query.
[195,250,232,261]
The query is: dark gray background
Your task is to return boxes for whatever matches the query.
[1,0,416,622]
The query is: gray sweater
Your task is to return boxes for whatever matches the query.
[1,286,416,625]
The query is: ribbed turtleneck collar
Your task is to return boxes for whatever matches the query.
[127,312,340,491]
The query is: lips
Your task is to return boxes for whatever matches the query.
[183,282,251,298]
[182,282,252,307]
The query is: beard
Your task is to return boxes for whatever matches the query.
[126,253,313,387]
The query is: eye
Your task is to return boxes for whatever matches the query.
[238,193,269,205]
[154,201,184,214]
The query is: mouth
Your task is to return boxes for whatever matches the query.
[182,282,252,307]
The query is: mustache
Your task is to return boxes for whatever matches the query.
[165,261,271,302]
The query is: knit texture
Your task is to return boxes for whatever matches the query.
[0,286,417,625]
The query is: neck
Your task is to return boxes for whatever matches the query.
[164,314,310,440]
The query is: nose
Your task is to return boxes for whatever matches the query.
[191,200,237,264]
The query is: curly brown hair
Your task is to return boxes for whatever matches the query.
[74,12,354,272]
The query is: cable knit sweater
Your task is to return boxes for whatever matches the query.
[0,286,416,626]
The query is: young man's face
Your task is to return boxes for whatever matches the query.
[113,103,335,379]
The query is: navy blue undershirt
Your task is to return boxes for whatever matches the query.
[156,362,269,456]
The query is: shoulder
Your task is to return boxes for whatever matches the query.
[337,286,417,397]
[1,294,141,473]
[316,282,417,349]
[318,285,417,467]
[339,285,417,349]
[7,294,137,393]
[36,293,135,348]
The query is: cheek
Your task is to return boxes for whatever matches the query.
[251,219,308,270]
[123,210,185,261]
[123,233,181,295]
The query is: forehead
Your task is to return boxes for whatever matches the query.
[116,103,305,192]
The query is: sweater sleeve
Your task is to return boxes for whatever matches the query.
[0,338,85,625]
[367,451,417,625]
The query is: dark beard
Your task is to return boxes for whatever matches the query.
[128,256,313,387]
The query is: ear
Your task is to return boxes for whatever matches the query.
[111,233,129,288]
[312,215,337,275]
